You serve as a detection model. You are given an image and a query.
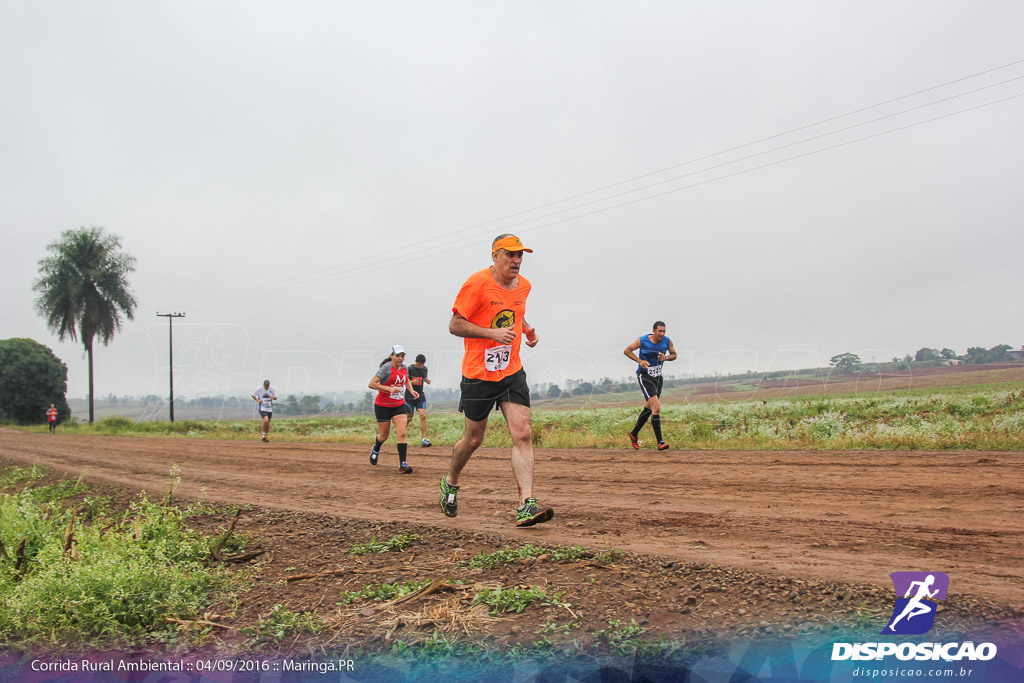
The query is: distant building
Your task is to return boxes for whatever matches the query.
[1006,346,1024,362]
[941,358,964,366]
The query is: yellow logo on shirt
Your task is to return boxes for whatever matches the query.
[491,309,515,329]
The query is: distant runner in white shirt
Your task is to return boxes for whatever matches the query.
[251,380,278,443]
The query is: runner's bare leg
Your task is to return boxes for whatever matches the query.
[500,401,534,502]
[448,416,488,486]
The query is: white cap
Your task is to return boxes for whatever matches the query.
[391,345,406,355]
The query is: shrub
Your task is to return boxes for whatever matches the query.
[0,492,232,650]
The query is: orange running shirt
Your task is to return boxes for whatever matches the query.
[452,267,531,381]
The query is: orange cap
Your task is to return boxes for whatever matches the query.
[491,235,533,253]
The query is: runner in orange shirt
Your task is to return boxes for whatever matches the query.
[440,234,554,528]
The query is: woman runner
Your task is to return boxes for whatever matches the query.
[367,345,419,474]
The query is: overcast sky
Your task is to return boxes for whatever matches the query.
[2,1,1022,401]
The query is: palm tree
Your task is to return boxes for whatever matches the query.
[33,227,138,423]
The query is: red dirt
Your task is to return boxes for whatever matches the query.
[1,431,1021,606]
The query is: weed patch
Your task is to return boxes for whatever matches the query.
[0,478,237,651]
[472,586,564,615]
[0,464,48,487]
[346,533,421,556]
[464,544,622,569]
[242,605,322,648]
[338,579,433,604]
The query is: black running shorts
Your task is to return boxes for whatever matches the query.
[636,373,663,400]
[259,410,273,421]
[458,368,531,422]
[374,403,409,423]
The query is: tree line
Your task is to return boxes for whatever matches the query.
[830,344,1020,372]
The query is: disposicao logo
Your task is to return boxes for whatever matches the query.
[831,571,998,663]
[882,571,949,635]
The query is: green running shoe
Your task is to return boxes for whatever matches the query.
[516,497,554,527]
[440,476,459,517]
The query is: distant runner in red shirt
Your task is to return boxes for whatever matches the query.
[46,404,58,434]
[440,234,554,528]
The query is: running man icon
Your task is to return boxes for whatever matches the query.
[882,571,949,635]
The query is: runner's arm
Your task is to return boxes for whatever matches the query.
[623,338,649,368]
[369,377,400,395]
[523,319,538,348]
[449,313,513,344]
[664,340,678,362]
[406,376,419,400]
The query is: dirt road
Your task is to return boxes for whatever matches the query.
[2,430,1021,604]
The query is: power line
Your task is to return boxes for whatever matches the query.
[199,90,1024,312]
[185,63,1024,312]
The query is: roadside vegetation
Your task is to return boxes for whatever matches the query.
[0,465,696,665]
[0,466,241,652]
[24,385,1024,450]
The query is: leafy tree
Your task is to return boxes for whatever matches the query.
[829,352,862,372]
[298,394,321,414]
[914,348,939,362]
[359,391,374,412]
[940,348,957,360]
[33,227,137,423]
[986,344,1012,363]
[283,395,300,415]
[0,339,72,425]
[572,381,594,396]
[546,385,562,399]
[965,347,988,364]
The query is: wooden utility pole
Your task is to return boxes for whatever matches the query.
[156,312,185,422]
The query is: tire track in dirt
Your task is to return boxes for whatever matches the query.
[1,431,1021,604]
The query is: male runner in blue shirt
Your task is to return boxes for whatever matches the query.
[623,321,677,450]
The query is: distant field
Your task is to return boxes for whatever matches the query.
[31,364,1024,451]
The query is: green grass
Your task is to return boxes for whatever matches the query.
[19,383,1024,450]
[346,533,421,556]
[597,619,698,659]
[338,579,434,604]
[0,470,238,651]
[241,605,322,648]
[463,544,622,570]
[0,464,48,486]
[472,586,559,615]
